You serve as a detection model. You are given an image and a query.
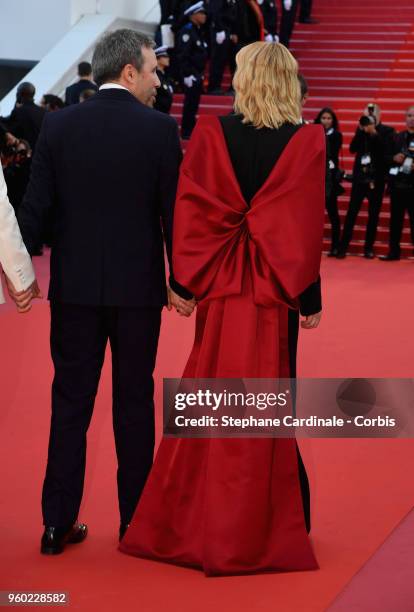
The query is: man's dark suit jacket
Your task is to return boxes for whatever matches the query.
[18,87,191,306]
[6,101,46,149]
[65,79,98,105]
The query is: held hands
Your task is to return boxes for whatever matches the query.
[167,287,196,318]
[301,311,322,330]
[5,276,43,313]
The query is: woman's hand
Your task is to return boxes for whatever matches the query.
[300,311,322,329]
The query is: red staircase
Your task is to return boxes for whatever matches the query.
[172,0,414,256]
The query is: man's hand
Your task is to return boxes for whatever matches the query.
[300,311,322,329]
[364,124,377,135]
[167,287,196,317]
[5,277,43,313]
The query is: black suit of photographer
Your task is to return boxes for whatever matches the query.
[386,130,414,257]
[339,122,394,255]
[326,128,343,252]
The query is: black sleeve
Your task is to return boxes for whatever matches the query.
[298,275,322,316]
[349,127,364,154]
[158,119,193,300]
[175,28,195,78]
[331,131,343,164]
[17,115,55,254]
[382,126,396,168]
[209,0,225,30]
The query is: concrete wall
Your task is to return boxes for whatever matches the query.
[0,0,160,62]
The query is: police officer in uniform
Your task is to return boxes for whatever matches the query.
[258,0,279,42]
[176,1,208,139]
[208,0,239,94]
[279,0,299,48]
[154,46,174,115]
[380,105,414,260]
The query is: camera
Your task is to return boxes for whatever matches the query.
[359,115,376,128]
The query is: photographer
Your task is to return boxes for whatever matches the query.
[380,106,414,260]
[3,82,45,151]
[0,130,32,215]
[337,103,394,258]
[315,107,343,256]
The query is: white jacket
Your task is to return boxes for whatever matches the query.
[0,164,35,304]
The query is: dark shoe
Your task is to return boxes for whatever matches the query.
[379,253,400,261]
[299,17,319,24]
[41,523,88,555]
[207,88,225,95]
[119,523,130,541]
[327,248,339,257]
[336,250,347,259]
[364,250,375,259]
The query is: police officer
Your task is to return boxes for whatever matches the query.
[176,1,208,139]
[258,0,279,42]
[380,105,414,260]
[154,46,174,115]
[337,104,394,259]
[279,0,299,48]
[298,0,318,24]
[208,0,239,94]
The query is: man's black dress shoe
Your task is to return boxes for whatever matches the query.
[119,523,130,541]
[379,253,400,261]
[327,248,339,257]
[336,251,347,259]
[299,18,319,24]
[364,250,375,259]
[40,523,88,555]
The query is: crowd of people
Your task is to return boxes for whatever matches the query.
[154,0,316,138]
[1,5,414,260]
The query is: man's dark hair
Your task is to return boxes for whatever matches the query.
[79,88,96,102]
[78,61,93,77]
[43,94,65,110]
[16,82,35,103]
[298,74,308,99]
[92,29,154,87]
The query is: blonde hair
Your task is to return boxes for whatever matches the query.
[233,42,302,129]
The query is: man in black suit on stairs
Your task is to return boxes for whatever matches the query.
[18,29,195,554]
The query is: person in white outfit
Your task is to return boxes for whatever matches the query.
[0,164,40,311]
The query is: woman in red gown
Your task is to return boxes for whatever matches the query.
[120,41,326,576]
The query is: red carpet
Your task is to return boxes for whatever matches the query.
[1,252,414,611]
[2,1,414,609]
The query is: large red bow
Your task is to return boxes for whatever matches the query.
[173,116,326,308]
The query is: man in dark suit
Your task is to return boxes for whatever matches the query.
[18,29,195,555]
[5,82,46,150]
[65,61,98,105]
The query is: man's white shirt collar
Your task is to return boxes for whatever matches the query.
[99,83,130,91]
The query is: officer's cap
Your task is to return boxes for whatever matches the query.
[155,45,169,58]
[184,1,207,16]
